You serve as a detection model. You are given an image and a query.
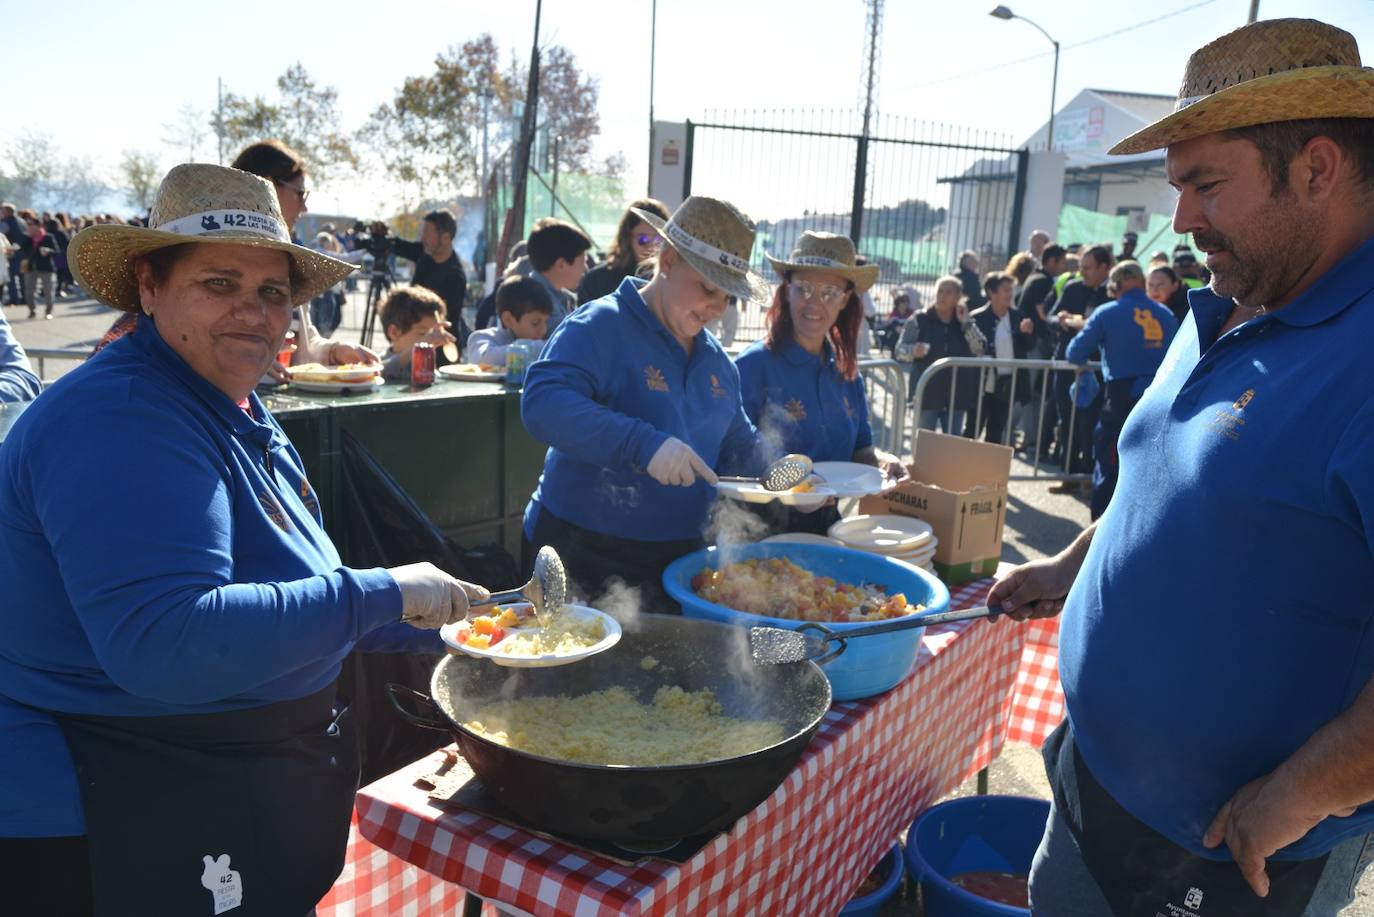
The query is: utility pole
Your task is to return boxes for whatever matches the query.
[647,0,658,195]
[551,135,561,217]
[480,89,493,289]
[215,77,226,165]
[851,0,883,245]
[498,0,542,272]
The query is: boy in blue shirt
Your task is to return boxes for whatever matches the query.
[1065,260,1178,518]
[466,275,550,368]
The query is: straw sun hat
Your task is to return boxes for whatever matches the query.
[766,231,879,294]
[67,163,354,312]
[629,196,767,302]
[1111,18,1374,155]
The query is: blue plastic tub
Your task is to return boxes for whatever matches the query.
[904,795,1050,916]
[662,542,950,701]
[839,842,904,916]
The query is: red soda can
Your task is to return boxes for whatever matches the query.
[276,330,296,369]
[411,341,436,386]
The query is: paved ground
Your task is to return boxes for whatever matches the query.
[8,289,1372,914]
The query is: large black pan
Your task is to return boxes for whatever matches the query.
[389,612,831,845]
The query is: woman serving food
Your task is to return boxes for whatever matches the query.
[0,164,488,914]
[735,231,907,534]
[521,196,773,607]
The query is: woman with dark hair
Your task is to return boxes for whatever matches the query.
[231,140,378,374]
[735,232,907,534]
[575,198,668,304]
[1146,264,1192,325]
[0,163,485,914]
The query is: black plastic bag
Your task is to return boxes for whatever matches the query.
[336,429,519,785]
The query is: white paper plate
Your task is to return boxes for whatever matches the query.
[437,365,506,382]
[828,514,935,552]
[290,378,383,394]
[287,364,383,380]
[440,604,622,668]
[893,546,937,563]
[760,533,845,547]
[812,461,888,498]
[716,481,836,508]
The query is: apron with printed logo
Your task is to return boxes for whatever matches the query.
[50,685,357,916]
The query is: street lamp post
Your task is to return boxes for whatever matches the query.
[990,6,1060,152]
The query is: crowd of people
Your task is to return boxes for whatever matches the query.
[871,229,1203,517]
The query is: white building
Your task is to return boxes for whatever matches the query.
[943,87,1182,262]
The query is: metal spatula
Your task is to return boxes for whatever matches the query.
[718,454,816,492]
[469,545,568,628]
[749,605,1002,665]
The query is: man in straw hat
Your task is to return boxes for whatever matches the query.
[990,18,1374,914]
[0,163,490,913]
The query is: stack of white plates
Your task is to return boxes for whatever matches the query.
[827,514,939,573]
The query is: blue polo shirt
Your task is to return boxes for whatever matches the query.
[1060,232,1374,861]
[522,277,763,542]
[1065,287,1178,397]
[0,316,408,837]
[734,337,873,461]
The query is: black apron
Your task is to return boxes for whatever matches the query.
[50,685,358,917]
[1044,722,1328,916]
[524,505,703,613]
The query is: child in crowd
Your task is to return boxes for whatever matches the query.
[377,285,457,381]
[465,276,552,367]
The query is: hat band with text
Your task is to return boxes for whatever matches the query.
[791,255,849,269]
[664,220,750,274]
[157,210,288,242]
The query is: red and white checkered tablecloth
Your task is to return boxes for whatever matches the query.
[319,578,1029,917]
[1006,616,1065,748]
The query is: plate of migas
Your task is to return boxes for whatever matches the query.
[810,462,890,498]
[715,478,836,509]
[438,363,506,382]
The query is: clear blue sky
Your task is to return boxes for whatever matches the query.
[5,0,1374,217]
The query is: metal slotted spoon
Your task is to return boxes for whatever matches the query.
[749,605,1002,665]
[469,545,568,628]
[718,454,817,492]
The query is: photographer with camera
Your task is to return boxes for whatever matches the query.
[385,210,469,348]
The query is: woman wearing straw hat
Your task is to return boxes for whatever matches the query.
[521,195,773,606]
[735,231,908,535]
[0,163,489,914]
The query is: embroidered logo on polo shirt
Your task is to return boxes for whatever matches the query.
[709,374,728,399]
[644,365,669,393]
[1208,387,1254,442]
[1134,308,1166,348]
[785,398,807,422]
[300,478,320,518]
[258,490,291,532]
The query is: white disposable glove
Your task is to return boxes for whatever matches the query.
[646,437,720,487]
[390,562,491,629]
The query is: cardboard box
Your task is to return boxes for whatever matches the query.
[858,431,1012,585]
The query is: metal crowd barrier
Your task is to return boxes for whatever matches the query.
[909,355,1104,482]
[26,347,91,384]
[856,357,906,458]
